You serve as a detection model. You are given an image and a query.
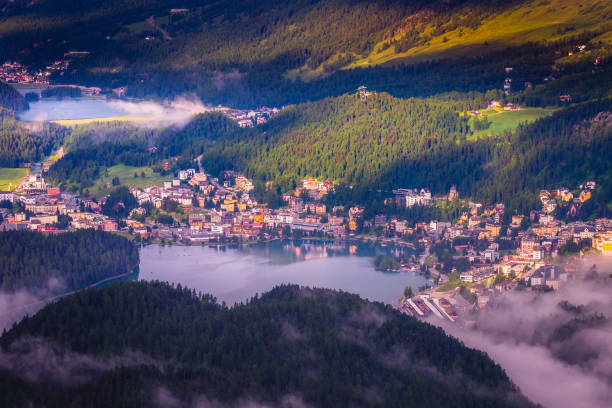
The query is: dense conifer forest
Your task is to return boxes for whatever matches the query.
[0,82,27,112]
[38,90,612,216]
[0,114,66,167]
[0,230,138,293]
[0,282,532,408]
[194,94,612,214]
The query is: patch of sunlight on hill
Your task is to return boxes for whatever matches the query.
[0,168,27,191]
[347,0,612,68]
[469,107,557,140]
[51,115,154,126]
[87,164,174,198]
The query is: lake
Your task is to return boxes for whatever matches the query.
[18,99,128,122]
[137,240,428,305]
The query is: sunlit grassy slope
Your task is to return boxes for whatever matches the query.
[0,168,26,191]
[349,0,612,68]
[51,116,153,126]
[88,164,173,198]
[470,107,557,139]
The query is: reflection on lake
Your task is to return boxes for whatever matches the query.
[138,240,428,305]
[18,99,128,121]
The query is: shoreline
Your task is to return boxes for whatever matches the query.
[144,233,416,249]
[0,267,139,318]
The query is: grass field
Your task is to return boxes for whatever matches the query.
[435,278,462,292]
[0,168,27,191]
[470,107,556,139]
[88,164,174,198]
[51,115,153,126]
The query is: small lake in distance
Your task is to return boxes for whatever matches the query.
[14,86,129,122]
[137,240,428,305]
[18,99,128,121]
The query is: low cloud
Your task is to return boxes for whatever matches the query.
[211,69,244,91]
[429,257,612,408]
[19,95,212,129]
[153,387,312,408]
[0,337,160,385]
[0,277,66,331]
[107,96,212,128]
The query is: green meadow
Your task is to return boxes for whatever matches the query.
[0,168,26,191]
[88,164,173,198]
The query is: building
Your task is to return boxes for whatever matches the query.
[102,219,118,232]
[485,222,501,237]
[0,191,15,202]
[530,265,566,288]
[448,185,459,201]
[592,232,612,255]
[393,188,432,207]
[305,202,326,215]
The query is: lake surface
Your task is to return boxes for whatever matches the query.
[138,240,428,305]
[18,99,128,121]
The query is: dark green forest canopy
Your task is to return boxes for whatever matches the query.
[0,83,65,167]
[0,281,532,407]
[0,82,27,112]
[0,230,138,293]
[0,114,66,167]
[44,93,612,216]
[195,94,612,214]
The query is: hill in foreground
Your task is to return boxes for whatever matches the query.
[0,282,532,407]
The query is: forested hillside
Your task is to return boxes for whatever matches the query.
[195,94,612,214]
[0,282,532,407]
[0,114,66,167]
[0,82,27,112]
[0,82,62,167]
[42,90,612,214]
[1,0,610,107]
[0,230,138,293]
[47,142,154,191]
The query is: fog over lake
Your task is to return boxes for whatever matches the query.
[18,99,129,121]
[17,93,210,127]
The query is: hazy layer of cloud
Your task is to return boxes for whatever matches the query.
[20,96,211,129]
[0,337,159,385]
[153,387,312,408]
[0,277,66,331]
[430,257,612,408]
[107,96,211,128]
[212,69,244,91]
[0,290,46,331]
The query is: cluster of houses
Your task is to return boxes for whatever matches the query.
[390,181,611,324]
[0,61,50,85]
[1,57,78,85]
[539,182,596,216]
[0,170,360,243]
[217,106,280,127]
[123,171,368,242]
[2,169,611,305]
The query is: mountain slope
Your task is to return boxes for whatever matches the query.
[0,230,138,294]
[1,0,611,106]
[0,281,532,407]
[193,93,612,214]
[0,81,27,112]
[354,0,612,68]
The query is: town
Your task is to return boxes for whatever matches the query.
[1,167,611,327]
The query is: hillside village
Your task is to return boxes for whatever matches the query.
[1,167,610,325]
